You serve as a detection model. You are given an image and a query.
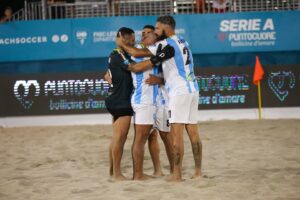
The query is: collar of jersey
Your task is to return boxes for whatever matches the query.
[114,48,128,61]
[139,43,145,48]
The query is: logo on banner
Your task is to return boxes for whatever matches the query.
[268,71,296,102]
[13,78,111,110]
[14,80,40,109]
[197,74,249,105]
[76,31,88,45]
[51,34,69,43]
[218,18,276,47]
[0,36,47,45]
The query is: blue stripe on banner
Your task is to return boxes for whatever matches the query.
[2,52,300,75]
[166,38,191,93]
[0,58,108,74]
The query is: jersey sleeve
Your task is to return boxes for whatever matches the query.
[147,40,167,55]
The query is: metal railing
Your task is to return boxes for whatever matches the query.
[174,0,300,14]
[232,0,300,12]
[48,1,109,19]
[11,8,25,21]
[25,1,44,20]
[9,0,300,21]
[116,0,173,16]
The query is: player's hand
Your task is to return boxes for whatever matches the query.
[104,70,112,84]
[145,74,164,85]
[150,44,175,66]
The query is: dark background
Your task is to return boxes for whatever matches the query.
[0,0,24,16]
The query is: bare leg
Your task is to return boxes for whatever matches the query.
[186,124,202,179]
[111,116,131,181]
[148,129,163,176]
[109,117,114,176]
[109,143,113,176]
[132,124,152,180]
[159,131,173,174]
[168,123,184,182]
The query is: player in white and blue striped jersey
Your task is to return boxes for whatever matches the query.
[131,26,173,180]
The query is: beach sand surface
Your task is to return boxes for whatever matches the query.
[0,119,300,200]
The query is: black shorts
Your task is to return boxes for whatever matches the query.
[106,107,133,122]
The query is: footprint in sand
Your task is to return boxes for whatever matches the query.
[15,166,31,171]
[18,180,33,187]
[0,193,8,198]
[9,175,29,180]
[53,172,72,179]
[190,178,217,189]
[71,189,93,194]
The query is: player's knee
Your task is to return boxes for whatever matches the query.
[149,130,158,140]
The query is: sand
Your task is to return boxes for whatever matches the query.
[0,119,300,200]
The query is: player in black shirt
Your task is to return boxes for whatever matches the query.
[105,46,134,119]
[104,27,134,181]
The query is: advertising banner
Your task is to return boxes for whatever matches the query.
[0,72,110,116]
[1,64,299,116]
[1,11,300,62]
[196,64,300,109]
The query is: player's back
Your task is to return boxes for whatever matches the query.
[149,35,199,97]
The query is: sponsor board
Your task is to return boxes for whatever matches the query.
[0,65,299,116]
[1,12,299,62]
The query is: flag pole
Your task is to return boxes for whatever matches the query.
[257,80,262,119]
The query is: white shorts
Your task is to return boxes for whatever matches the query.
[153,105,170,132]
[168,93,199,124]
[132,104,155,125]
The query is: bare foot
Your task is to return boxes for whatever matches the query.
[165,174,183,182]
[113,174,128,181]
[191,171,203,179]
[153,170,164,177]
[133,174,154,181]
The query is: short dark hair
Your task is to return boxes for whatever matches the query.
[157,15,176,29]
[5,6,12,10]
[143,25,155,30]
[117,27,134,37]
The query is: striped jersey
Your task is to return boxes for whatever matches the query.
[155,66,169,107]
[131,44,159,105]
[148,35,199,97]
[156,84,169,107]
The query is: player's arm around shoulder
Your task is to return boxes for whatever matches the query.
[128,60,153,73]
[128,43,175,73]
[116,36,152,58]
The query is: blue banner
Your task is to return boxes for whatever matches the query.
[0,11,300,62]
